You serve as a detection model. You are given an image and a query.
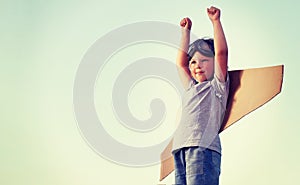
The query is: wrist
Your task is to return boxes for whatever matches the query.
[181,28,191,35]
[211,19,221,26]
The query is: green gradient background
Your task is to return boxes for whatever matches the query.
[1,0,300,184]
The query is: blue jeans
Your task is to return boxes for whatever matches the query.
[173,147,221,185]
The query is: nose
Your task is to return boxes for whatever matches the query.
[195,61,203,68]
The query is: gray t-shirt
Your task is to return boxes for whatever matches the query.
[172,74,230,154]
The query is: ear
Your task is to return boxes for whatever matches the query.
[188,62,192,71]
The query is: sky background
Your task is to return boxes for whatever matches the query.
[1,0,300,184]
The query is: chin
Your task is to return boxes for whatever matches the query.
[195,77,207,83]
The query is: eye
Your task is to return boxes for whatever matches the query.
[191,60,196,64]
[201,59,209,63]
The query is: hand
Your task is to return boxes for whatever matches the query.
[207,6,221,22]
[180,17,192,30]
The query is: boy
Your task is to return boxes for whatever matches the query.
[172,6,229,185]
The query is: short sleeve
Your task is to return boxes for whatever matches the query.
[212,72,230,95]
[211,73,230,108]
[185,79,197,91]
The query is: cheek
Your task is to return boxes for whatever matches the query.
[189,64,195,71]
[204,62,214,70]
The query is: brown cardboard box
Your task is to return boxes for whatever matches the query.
[160,65,284,181]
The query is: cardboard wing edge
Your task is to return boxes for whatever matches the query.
[159,139,174,181]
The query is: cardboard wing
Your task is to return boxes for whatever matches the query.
[160,65,284,181]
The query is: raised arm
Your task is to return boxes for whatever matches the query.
[176,17,193,89]
[207,6,228,82]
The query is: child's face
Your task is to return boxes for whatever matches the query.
[189,51,214,83]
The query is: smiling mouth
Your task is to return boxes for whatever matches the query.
[195,71,205,75]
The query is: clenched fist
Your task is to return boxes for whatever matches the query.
[207,6,221,22]
[180,17,192,30]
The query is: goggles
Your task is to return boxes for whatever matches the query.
[187,39,215,60]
